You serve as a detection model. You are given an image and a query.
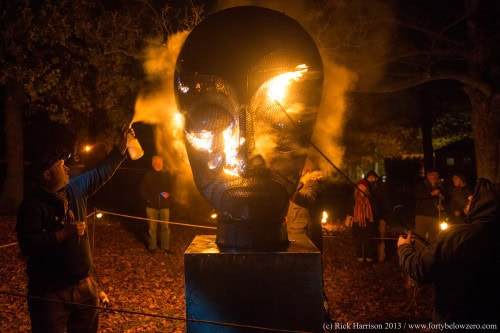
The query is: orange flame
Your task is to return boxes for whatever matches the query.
[267,64,308,103]
[184,124,245,177]
[185,130,214,152]
[321,210,329,224]
[222,125,244,177]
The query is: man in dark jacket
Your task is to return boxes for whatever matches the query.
[447,173,471,224]
[140,155,173,253]
[414,169,443,242]
[398,178,500,324]
[16,130,129,333]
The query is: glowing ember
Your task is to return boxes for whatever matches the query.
[210,213,218,219]
[83,144,93,153]
[186,130,214,152]
[267,64,308,103]
[177,80,190,94]
[439,221,449,231]
[96,212,103,219]
[222,125,243,177]
[321,210,329,224]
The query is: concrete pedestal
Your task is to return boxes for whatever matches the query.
[184,234,323,332]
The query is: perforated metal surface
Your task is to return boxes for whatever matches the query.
[175,7,323,248]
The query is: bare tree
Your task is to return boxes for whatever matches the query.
[308,0,499,181]
[0,0,203,212]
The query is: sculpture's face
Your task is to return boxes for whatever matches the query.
[176,7,323,226]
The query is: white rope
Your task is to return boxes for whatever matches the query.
[96,209,217,230]
[0,211,96,251]
[0,242,17,249]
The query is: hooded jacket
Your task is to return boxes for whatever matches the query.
[398,178,500,323]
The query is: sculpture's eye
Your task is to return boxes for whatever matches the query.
[185,130,213,153]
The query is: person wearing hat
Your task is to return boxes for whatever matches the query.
[16,128,133,333]
[398,178,500,323]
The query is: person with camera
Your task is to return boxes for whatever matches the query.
[398,178,500,324]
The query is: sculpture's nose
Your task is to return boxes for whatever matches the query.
[237,105,268,177]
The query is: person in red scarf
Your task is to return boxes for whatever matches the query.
[352,178,377,262]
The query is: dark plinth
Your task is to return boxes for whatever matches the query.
[184,234,323,333]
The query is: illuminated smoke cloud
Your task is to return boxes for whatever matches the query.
[133,31,197,204]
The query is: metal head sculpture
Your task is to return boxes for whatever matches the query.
[175,6,323,249]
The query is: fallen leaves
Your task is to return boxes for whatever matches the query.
[0,215,431,332]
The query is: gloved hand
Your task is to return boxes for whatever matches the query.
[99,290,111,307]
[55,219,86,242]
[397,231,413,248]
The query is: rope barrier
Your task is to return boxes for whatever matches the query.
[0,242,17,249]
[2,211,314,331]
[323,235,400,241]
[96,209,217,230]
[0,290,310,333]
[0,211,95,252]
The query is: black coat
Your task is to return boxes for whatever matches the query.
[399,178,500,323]
[414,180,441,217]
[140,170,173,209]
[16,149,125,291]
[447,185,471,223]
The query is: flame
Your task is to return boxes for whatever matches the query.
[83,144,93,153]
[185,124,244,177]
[321,210,329,224]
[222,125,243,176]
[210,213,218,219]
[267,64,308,103]
[186,130,214,152]
[439,221,449,231]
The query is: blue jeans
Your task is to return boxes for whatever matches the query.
[146,207,170,251]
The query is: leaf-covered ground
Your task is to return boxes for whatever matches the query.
[0,215,431,332]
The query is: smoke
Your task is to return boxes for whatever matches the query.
[310,60,356,172]
[133,31,196,204]
[133,1,392,204]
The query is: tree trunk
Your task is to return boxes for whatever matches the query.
[419,88,434,172]
[420,114,434,173]
[0,83,25,213]
[465,87,500,183]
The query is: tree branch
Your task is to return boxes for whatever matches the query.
[103,49,140,60]
[364,49,470,70]
[355,70,492,96]
[387,19,465,48]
